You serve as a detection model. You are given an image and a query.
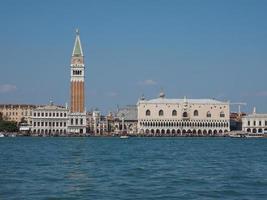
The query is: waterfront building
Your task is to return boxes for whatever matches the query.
[242,107,267,134]
[230,112,246,131]
[114,105,138,135]
[86,111,114,135]
[31,101,68,136]
[0,104,36,125]
[137,92,230,136]
[68,29,86,134]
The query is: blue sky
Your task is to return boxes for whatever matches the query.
[0,0,267,113]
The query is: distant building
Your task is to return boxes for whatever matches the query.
[137,92,230,136]
[114,105,138,135]
[68,29,86,134]
[0,104,36,125]
[242,107,267,134]
[230,112,246,131]
[31,102,68,136]
[86,110,114,135]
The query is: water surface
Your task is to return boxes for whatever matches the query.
[0,137,267,199]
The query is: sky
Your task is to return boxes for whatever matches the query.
[0,0,267,113]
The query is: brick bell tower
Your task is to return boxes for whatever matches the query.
[68,29,86,134]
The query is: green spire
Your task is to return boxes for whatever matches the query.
[72,29,83,57]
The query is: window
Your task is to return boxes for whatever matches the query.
[76,119,78,125]
[45,113,48,117]
[71,119,73,125]
[254,121,256,126]
[146,110,151,116]
[183,112,188,118]
[34,113,36,117]
[194,110,198,116]
[159,110,164,116]
[207,111,211,118]
[172,110,177,116]
[265,121,267,126]
[248,121,250,126]
[80,118,83,125]
[220,112,225,118]
[64,113,66,117]
[259,121,262,126]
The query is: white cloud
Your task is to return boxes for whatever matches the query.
[255,91,267,97]
[242,91,267,97]
[0,84,17,93]
[106,92,118,97]
[138,79,157,86]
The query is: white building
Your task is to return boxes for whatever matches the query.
[31,102,69,136]
[242,108,267,134]
[137,92,230,136]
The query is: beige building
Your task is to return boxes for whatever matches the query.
[0,104,36,124]
[242,108,267,134]
[137,93,230,136]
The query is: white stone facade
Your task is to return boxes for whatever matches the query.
[31,103,68,135]
[137,95,230,136]
[67,112,86,134]
[242,109,267,134]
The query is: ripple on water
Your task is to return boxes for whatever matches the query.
[0,137,267,200]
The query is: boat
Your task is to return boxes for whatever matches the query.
[120,135,129,139]
[245,133,265,138]
[0,133,5,137]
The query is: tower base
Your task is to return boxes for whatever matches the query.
[67,112,86,134]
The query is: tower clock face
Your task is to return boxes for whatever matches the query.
[72,58,82,64]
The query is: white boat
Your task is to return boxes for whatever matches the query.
[120,135,129,139]
[0,133,5,137]
[245,133,265,138]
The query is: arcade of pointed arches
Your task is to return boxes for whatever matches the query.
[139,119,229,136]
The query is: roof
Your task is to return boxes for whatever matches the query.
[35,105,67,111]
[244,113,267,118]
[72,29,83,57]
[138,98,228,105]
[115,105,137,121]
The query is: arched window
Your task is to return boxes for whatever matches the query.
[207,111,211,118]
[146,109,151,116]
[220,111,225,118]
[183,112,188,118]
[159,110,164,116]
[172,110,177,116]
[194,110,198,116]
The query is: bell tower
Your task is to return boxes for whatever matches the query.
[71,29,85,113]
[68,29,86,134]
